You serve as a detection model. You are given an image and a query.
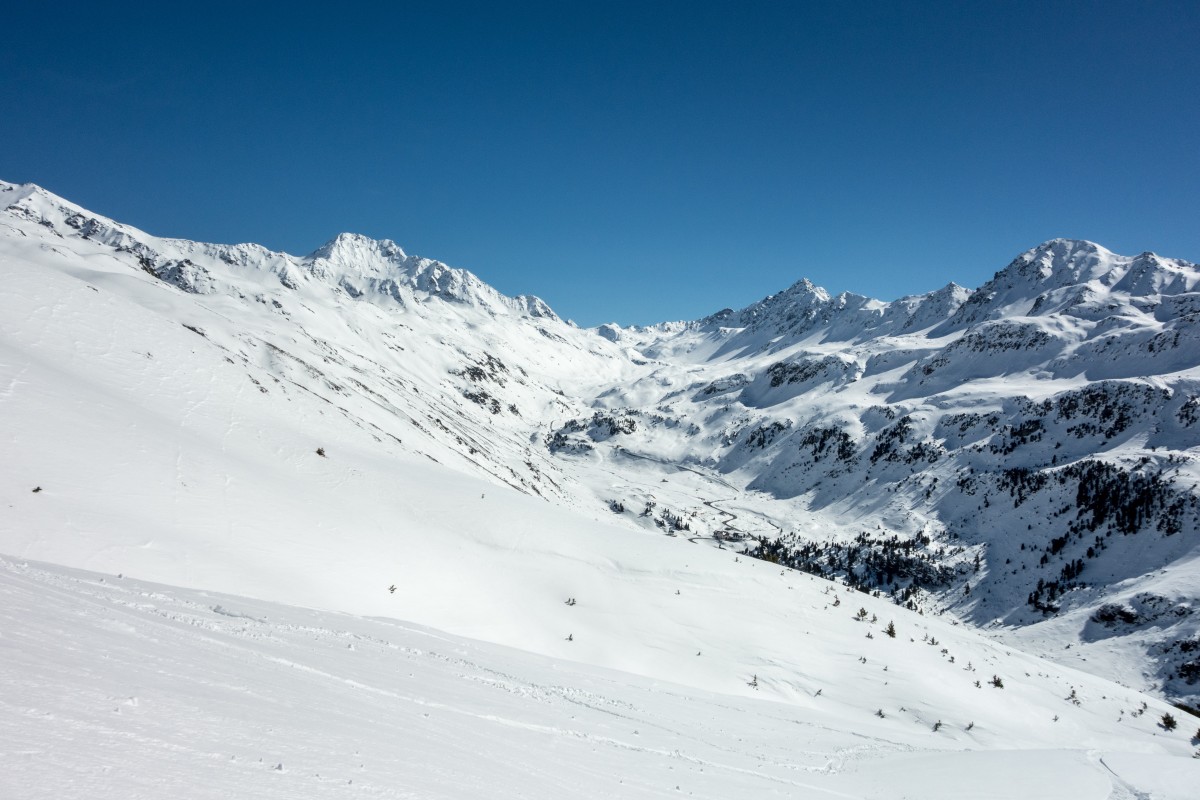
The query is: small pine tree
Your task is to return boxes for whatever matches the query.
[990,675,1004,689]
[1161,712,1177,731]
[856,607,868,621]
[933,720,942,732]
[885,621,896,638]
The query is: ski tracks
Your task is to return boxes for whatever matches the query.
[1087,750,1153,800]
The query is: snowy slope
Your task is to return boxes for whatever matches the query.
[0,179,638,507]
[5,557,1199,799]
[3,180,1200,796]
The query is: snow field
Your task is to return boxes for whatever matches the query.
[4,557,1198,800]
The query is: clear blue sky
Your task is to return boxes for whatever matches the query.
[4,1,1197,326]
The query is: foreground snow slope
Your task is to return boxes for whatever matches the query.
[4,557,1198,800]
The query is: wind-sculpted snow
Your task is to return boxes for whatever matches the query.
[3,178,1200,726]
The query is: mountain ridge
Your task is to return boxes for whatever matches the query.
[1,180,560,321]
[9,180,1194,337]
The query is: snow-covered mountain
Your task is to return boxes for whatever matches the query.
[580,237,1200,708]
[3,180,1199,796]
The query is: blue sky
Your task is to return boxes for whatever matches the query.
[3,1,1197,326]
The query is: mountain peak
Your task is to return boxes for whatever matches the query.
[730,276,833,330]
[1005,239,1118,283]
[781,276,831,301]
[1028,237,1110,256]
[300,232,560,319]
[1,180,94,225]
[308,232,407,266]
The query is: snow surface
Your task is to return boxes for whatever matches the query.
[3,180,1200,796]
[4,557,1198,799]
